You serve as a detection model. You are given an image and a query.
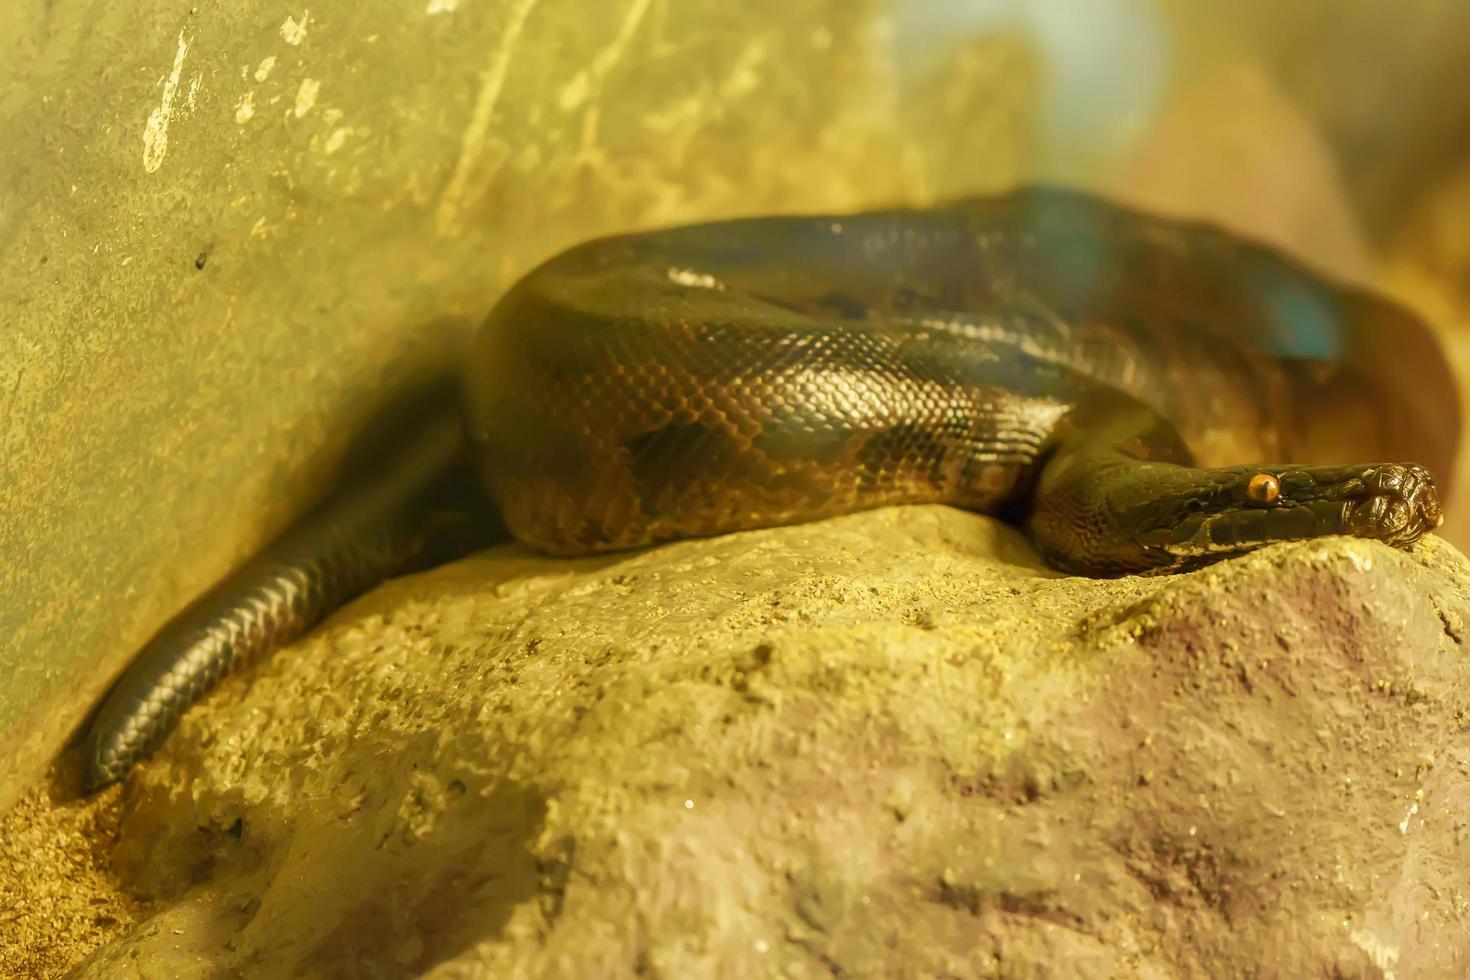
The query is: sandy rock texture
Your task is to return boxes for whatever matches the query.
[1,0,1041,813]
[4,506,1463,977]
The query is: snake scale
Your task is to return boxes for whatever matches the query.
[81,186,1458,789]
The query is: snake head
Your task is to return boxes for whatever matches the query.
[1031,453,1445,575]
[1135,461,1442,567]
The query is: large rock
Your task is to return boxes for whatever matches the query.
[0,0,1042,814]
[1381,158,1470,550]
[4,507,1466,976]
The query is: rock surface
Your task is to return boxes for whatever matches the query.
[1382,159,1470,551]
[0,0,1041,813]
[6,506,1469,977]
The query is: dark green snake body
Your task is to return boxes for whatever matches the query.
[82,187,1457,789]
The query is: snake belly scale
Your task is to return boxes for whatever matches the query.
[81,187,1458,789]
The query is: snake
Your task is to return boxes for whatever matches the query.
[80,186,1457,790]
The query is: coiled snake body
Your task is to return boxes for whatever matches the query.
[82,187,1458,789]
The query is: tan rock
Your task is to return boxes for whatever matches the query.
[1381,165,1470,552]
[1110,64,1372,284]
[5,507,1465,976]
[0,0,1037,816]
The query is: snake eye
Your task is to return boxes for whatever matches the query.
[1247,472,1280,505]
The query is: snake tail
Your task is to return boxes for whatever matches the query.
[82,416,484,789]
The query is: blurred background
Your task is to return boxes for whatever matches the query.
[5,0,1470,813]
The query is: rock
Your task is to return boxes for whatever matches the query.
[0,0,1038,816]
[0,786,135,976]
[6,506,1468,976]
[1381,160,1470,551]
[1110,64,1373,282]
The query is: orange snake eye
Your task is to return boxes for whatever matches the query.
[1247,472,1280,504]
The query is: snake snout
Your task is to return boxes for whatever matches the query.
[1344,463,1441,545]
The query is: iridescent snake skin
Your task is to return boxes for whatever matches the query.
[81,187,1459,789]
